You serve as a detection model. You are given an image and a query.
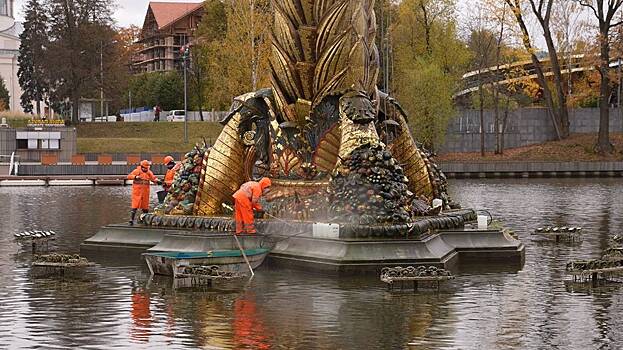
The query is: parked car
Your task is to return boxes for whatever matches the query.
[167,110,186,122]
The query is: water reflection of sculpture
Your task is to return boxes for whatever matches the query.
[171,0,452,224]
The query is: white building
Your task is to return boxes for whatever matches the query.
[0,0,23,113]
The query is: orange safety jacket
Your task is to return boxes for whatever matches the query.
[128,167,159,209]
[233,181,264,210]
[163,163,181,190]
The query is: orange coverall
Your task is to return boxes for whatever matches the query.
[128,167,159,210]
[233,178,271,234]
[163,163,181,192]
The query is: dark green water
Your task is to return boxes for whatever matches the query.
[0,179,622,349]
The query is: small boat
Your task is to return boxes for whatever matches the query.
[143,248,270,277]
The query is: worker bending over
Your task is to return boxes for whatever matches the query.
[233,177,272,234]
[163,155,179,192]
[128,160,162,225]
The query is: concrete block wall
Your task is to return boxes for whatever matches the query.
[569,108,623,133]
[0,128,15,156]
[440,107,623,153]
[18,164,169,176]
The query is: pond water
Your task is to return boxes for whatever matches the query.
[0,179,622,349]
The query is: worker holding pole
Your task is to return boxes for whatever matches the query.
[232,177,272,234]
[128,160,162,225]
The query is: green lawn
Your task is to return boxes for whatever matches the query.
[77,122,224,153]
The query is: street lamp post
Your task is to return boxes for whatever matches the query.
[99,40,117,120]
[182,45,189,143]
[100,41,104,120]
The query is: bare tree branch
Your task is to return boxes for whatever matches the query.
[576,0,599,19]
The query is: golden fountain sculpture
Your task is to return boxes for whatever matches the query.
[190,0,450,222]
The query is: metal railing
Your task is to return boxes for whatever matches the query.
[0,152,20,175]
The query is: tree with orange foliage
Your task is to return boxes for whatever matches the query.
[504,0,570,140]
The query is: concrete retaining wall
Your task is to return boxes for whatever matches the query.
[15,161,623,179]
[77,152,187,162]
[18,164,169,176]
[439,161,623,178]
[442,107,623,153]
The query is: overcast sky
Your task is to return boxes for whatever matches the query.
[12,0,592,51]
[13,0,203,27]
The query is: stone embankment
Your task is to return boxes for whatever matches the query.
[0,161,621,186]
[440,161,623,178]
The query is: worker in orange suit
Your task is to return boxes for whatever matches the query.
[128,160,161,225]
[233,177,272,234]
[162,155,179,192]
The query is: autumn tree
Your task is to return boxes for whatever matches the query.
[576,0,623,154]
[491,1,511,155]
[44,0,115,123]
[197,0,272,110]
[193,0,228,114]
[552,1,583,98]
[188,46,208,120]
[18,0,48,115]
[482,0,514,155]
[396,59,456,150]
[504,0,570,139]
[392,0,469,150]
[375,0,396,93]
[111,25,141,112]
[467,4,497,156]
[128,72,184,111]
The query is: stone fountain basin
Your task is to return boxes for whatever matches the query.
[81,208,523,273]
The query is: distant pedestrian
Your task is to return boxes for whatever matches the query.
[153,105,161,122]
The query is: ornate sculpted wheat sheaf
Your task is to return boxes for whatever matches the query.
[191,0,449,220]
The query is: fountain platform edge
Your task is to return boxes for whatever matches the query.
[81,215,524,272]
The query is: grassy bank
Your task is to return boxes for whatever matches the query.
[77,122,224,153]
[437,133,623,162]
[6,116,32,128]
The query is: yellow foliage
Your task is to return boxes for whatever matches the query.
[568,71,601,107]
[391,0,468,150]
[198,0,272,110]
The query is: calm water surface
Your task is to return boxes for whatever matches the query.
[0,179,622,349]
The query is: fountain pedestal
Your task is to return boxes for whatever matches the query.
[265,229,523,272]
[82,210,524,272]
